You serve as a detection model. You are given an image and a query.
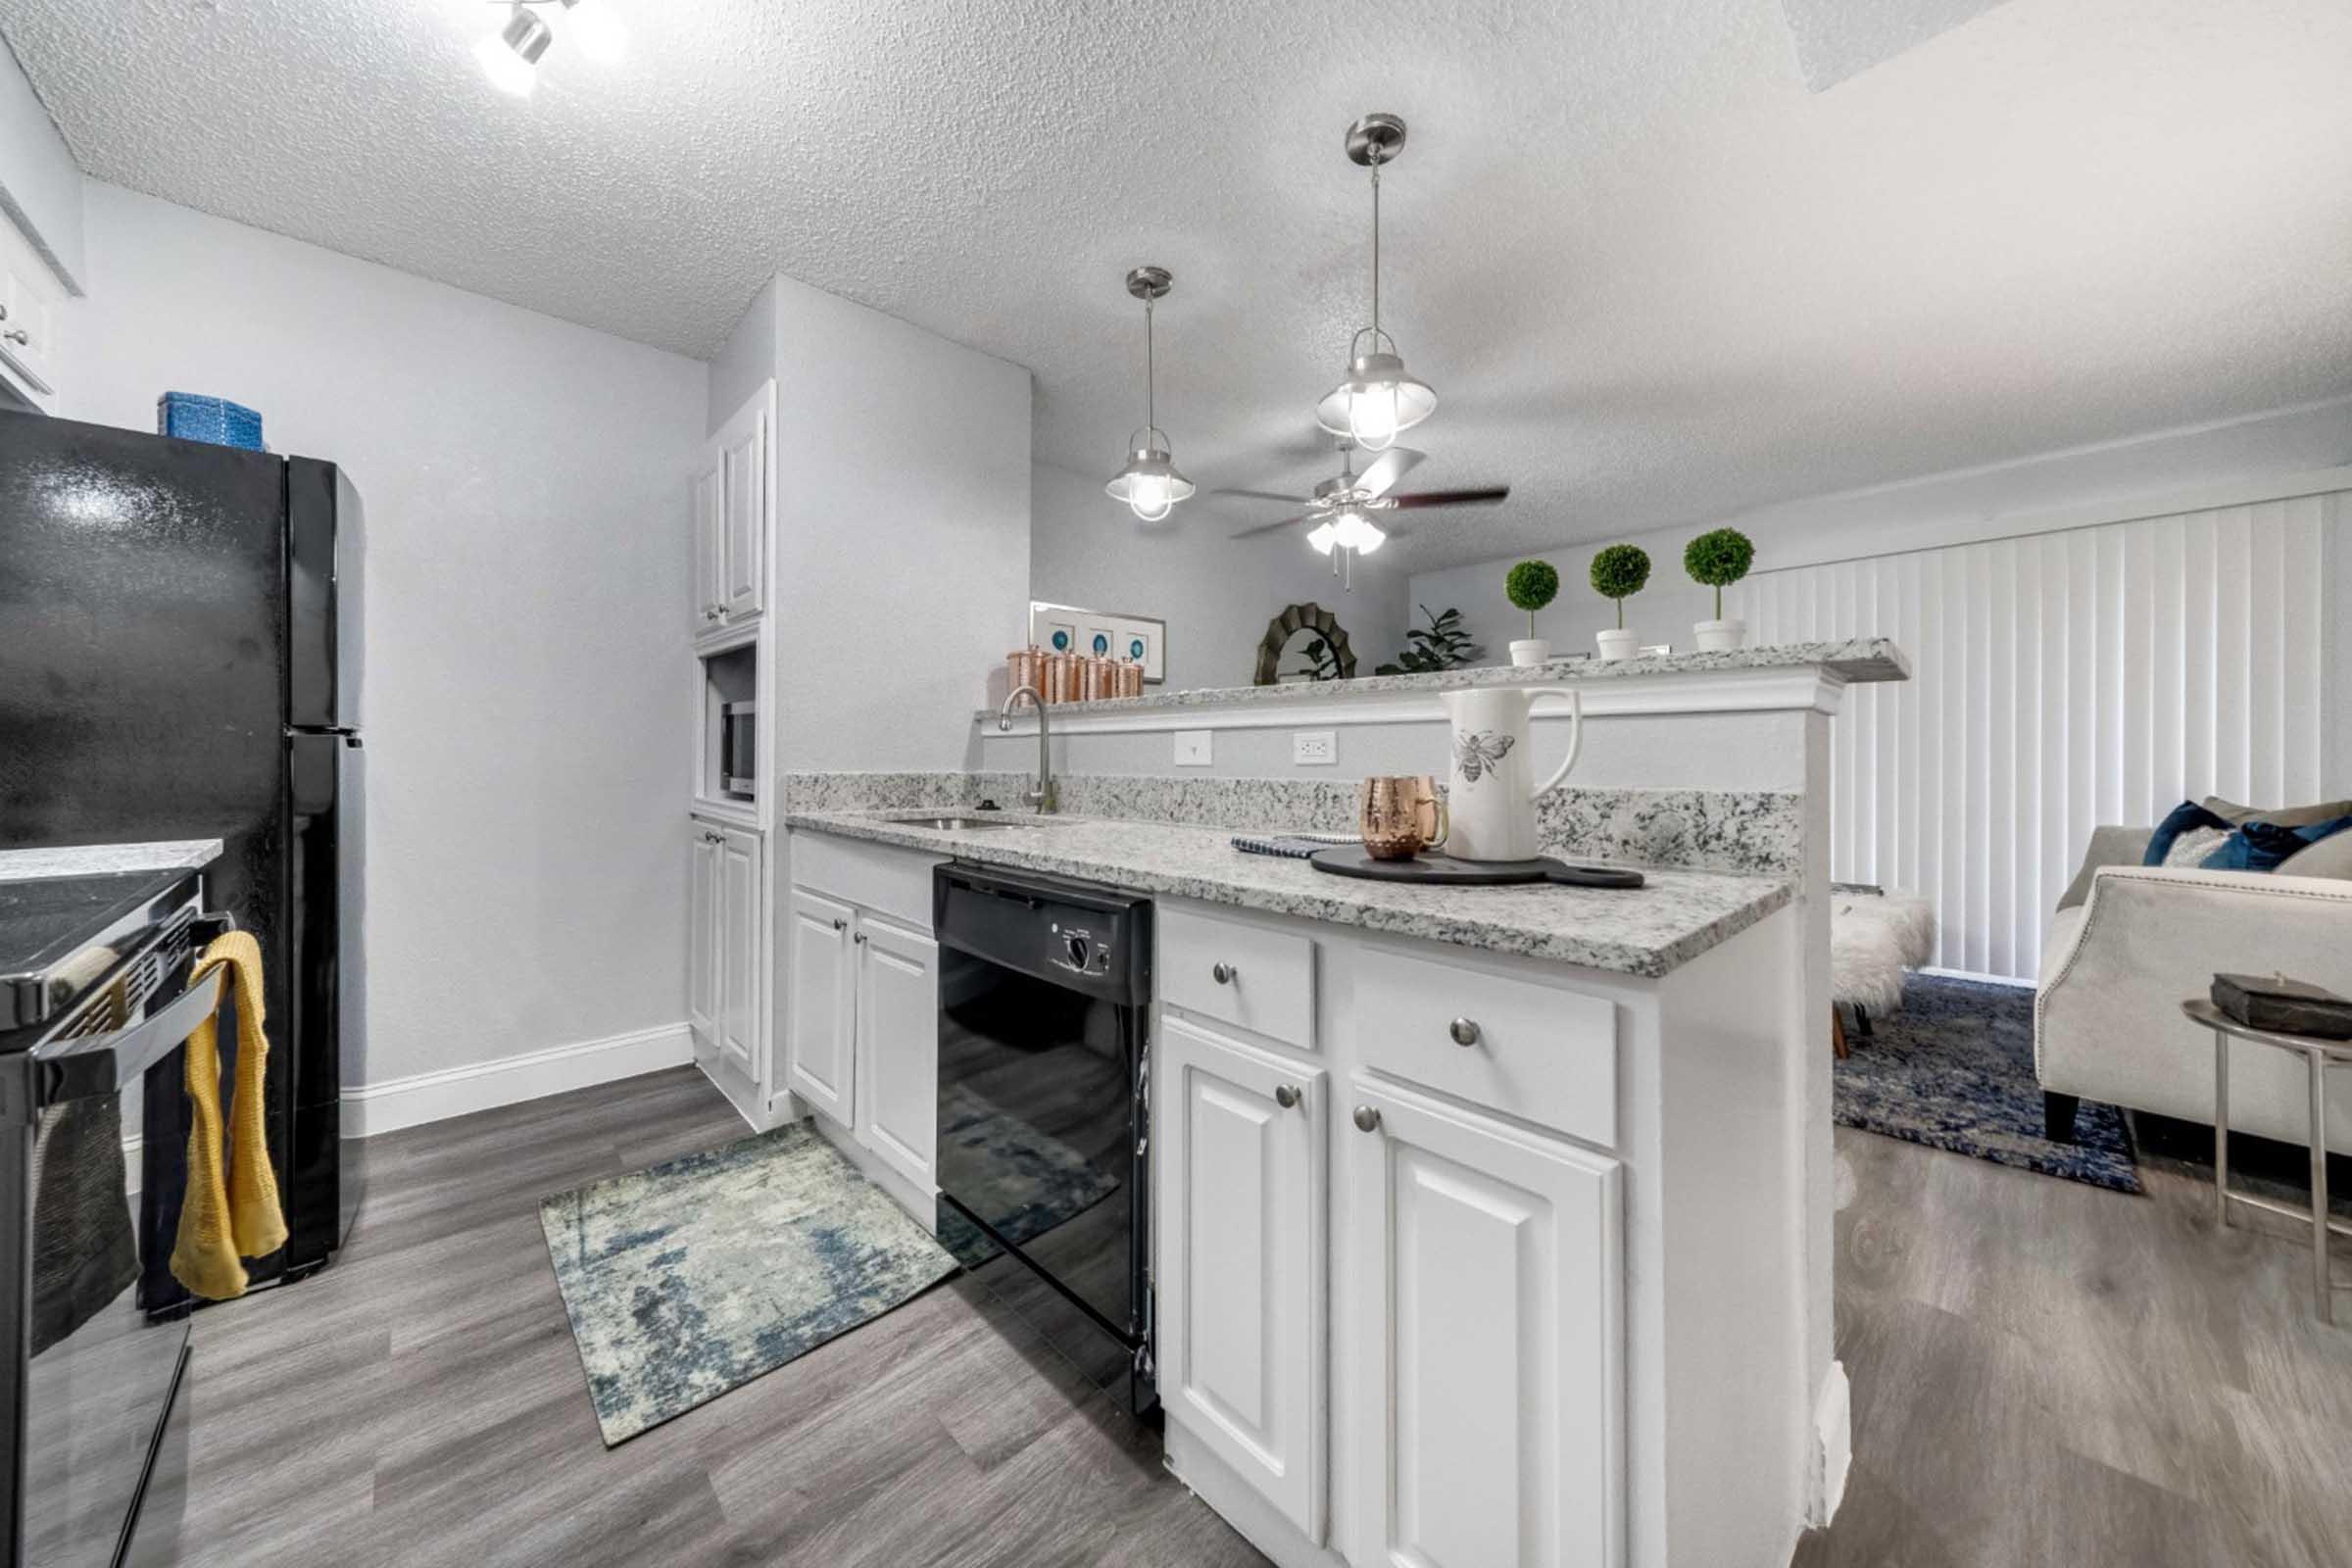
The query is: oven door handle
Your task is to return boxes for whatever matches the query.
[33,963,222,1106]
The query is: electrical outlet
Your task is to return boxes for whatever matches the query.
[1174,729,1213,766]
[1293,730,1338,765]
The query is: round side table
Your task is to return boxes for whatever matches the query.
[2184,997,2352,1323]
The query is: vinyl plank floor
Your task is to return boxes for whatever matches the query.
[165,1067,1261,1568]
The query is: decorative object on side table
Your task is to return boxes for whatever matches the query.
[1254,602,1356,685]
[1588,544,1650,661]
[1358,775,1449,860]
[2212,974,2352,1040]
[1374,603,1481,674]
[1504,559,1560,666]
[1684,526,1755,651]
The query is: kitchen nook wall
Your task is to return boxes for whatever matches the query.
[68,179,710,1117]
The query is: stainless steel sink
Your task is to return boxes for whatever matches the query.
[902,814,1060,831]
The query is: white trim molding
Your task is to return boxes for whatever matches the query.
[341,1020,695,1139]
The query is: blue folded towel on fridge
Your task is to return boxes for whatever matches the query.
[158,393,265,451]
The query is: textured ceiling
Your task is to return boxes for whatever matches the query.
[7,0,2349,569]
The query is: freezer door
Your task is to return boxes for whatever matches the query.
[286,457,363,732]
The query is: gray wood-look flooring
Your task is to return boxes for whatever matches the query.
[1794,1127,2352,1567]
[165,1067,1265,1568]
[161,1068,2352,1567]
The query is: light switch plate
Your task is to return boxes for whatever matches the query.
[1174,729,1213,766]
[1292,730,1337,765]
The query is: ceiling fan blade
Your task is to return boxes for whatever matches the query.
[1385,486,1511,510]
[1208,487,1312,504]
[1229,513,1314,540]
[1355,446,1424,500]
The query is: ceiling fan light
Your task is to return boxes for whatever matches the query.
[560,0,627,62]
[477,6,550,94]
[1305,520,1339,556]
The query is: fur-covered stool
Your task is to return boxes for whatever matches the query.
[1829,883,1937,1057]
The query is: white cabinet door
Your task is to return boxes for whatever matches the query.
[786,887,857,1126]
[715,827,762,1076]
[686,824,721,1052]
[853,916,940,1193]
[1159,1016,1327,1542]
[718,401,765,623]
[1345,1080,1624,1568]
[690,460,724,632]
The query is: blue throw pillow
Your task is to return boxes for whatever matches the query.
[2145,800,2230,865]
[2202,814,2352,873]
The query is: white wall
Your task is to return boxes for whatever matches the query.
[1411,396,2352,661]
[70,180,710,1090]
[710,272,1033,771]
[1029,460,1414,693]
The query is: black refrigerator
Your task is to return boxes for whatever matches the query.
[0,410,367,1300]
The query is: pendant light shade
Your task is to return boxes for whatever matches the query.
[1105,266,1194,523]
[1316,114,1435,451]
[477,5,552,95]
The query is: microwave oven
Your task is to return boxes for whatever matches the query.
[721,700,757,799]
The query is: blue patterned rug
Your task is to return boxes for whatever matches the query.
[540,1123,958,1446]
[1834,974,2142,1195]
[933,1082,1122,1266]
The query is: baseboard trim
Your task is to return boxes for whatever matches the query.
[342,1020,695,1139]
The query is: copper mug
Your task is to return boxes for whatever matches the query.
[1359,775,1449,860]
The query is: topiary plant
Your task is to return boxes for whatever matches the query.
[1588,544,1650,628]
[1684,527,1755,619]
[1503,560,1560,641]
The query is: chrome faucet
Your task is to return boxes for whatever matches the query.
[999,684,1055,813]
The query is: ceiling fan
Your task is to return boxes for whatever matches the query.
[1216,441,1509,583]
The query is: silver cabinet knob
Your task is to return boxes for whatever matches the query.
[832,917,847,931]
[855,932,867,946]
[1211,962,1237,986]
[1274,1084,1300,1109]
[1449,1017,1482,1047]
[1352,1104,1382,1134]
[4,329,26,347]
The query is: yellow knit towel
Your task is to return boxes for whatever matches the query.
[169,931,288,1299]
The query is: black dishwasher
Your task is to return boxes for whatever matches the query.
[932,863,1155,1415]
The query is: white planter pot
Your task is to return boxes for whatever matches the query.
[1508,638,1553,667]
[1594,628,1640,661]
[1693,617,1746,652]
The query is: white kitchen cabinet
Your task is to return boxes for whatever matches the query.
[691,463,724,634]
[852,916,940,1193]
[1343,1079,1624,1568]
[686,823,720,1049]
[715,826,762,1075]
[786,886,857,1124]
[1157,1015,1327,1543]
[0,218,62,411]
[693,387,769,636]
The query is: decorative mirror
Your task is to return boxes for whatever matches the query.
[1253,602,1358,685]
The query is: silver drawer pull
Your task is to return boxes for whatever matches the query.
[1352,1104,1382,1134]
[1211,962,1237,986]
[1274,1084,1300,1110]
[1448,1017,1481,1047]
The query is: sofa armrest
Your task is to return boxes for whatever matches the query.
[2054,825,2156,911]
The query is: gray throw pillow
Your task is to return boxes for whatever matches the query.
[2277,830,2352,881]
[2201,796,2352,828]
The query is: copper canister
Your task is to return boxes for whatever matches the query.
[1119,660,1145,698]
[1081,657,1116,702]
[1042,651,1076,704]
[1006,646,1042,697]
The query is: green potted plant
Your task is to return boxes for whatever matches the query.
[1503,560,1561,666]
[1684,527,1755,651]
[1588,543,1650,660]
[1375,604,1483,674]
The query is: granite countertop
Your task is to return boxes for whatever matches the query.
[976,637,1910,722]
[0,839,224,884]
[785,809,1790,978]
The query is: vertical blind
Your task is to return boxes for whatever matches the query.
[1741,491,2342,982]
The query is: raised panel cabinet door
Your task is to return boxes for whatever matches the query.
[1159,1015,1328,1542]
[853,916,940,1192]
[1344,1080,1625,1568]
[786,887,857,1126]
[715,827,763,1076]
[686,825,720,1050]
[719,407,765,622]
[691,460,724,631]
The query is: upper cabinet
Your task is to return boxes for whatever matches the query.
[695,385,770,635]
[0,218,63,412]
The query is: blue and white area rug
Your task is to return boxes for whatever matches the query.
[932,1082,1121,1266]
[540,1123,958,1446]
[1834,974,2142,1195]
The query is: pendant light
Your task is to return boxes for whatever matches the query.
[1316,113,1436,453]
[1104,266,1195,523]
[476,0,626,97]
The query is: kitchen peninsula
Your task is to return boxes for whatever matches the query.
[773,641,1908,1568]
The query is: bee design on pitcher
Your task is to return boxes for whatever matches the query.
[1452,730,1517,783]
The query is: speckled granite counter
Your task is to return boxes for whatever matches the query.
[784,809,1789,978]
[975,636,1909,722]
[0,839,224,883]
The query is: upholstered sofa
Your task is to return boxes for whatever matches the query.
[2036,824,2352,1149]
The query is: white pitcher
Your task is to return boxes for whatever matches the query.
[1439,686,1582,861]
